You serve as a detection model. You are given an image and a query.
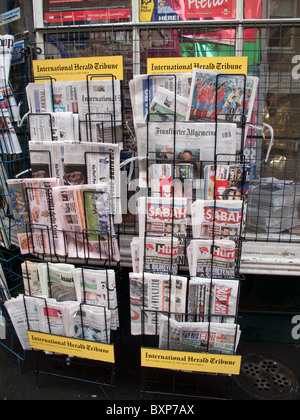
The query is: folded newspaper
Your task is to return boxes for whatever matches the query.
[28,112,79,142]
[136,121,237,163]
[159,315,241,354]
[73,267,119,330]
[131,236,179,275]
[187,239,236,278]
[191,199,244,239]
[7,177,65,255]
[21,260,42,296]
[187,277,239,323]
[129,272,187,335]
[38,262,77,302]
[52,183,120,261]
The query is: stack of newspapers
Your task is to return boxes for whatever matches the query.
[4,262,119,350]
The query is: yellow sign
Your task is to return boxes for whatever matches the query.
[147,57,248,75]
[141,347,241,375]
[139,0,154,22]
[33,56,124,81]
[28,331,115,363]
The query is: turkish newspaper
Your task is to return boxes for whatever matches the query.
[52,183,120,261]
[73,267,119,330]
[129,272,188,335]
[159,315,241,354]
[131,236,179,275]
[187,277,239,323]
[191,199,244,239]
[187,238,236,278]
[7,177,65,255]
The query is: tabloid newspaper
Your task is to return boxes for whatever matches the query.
[158,314,241,354]
[131,236,179,275]
[138,196,187,265]
[129,272,187,335]
[191,199,243,239]
[7,177,65,255]
[28,140,122,223]
[136,121,237,164]
[187,277,239,323]
[204,163,250,201]
[186,68,259,126]
[26,79,122,143]
[187,239,236,278]
[52,183,120,261]
[73,267,119,330]
[28,112,79,142]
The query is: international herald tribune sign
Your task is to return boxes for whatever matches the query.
[147,57,248,75]
[141,347,241,375]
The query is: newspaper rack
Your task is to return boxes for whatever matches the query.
[135,72,250,400]
[18,261,122,399]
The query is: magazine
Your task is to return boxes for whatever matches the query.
[131,236,179,275]
[52,183,120,261]
[38,262,77,302]
[187,239,236,278]
[129,272,187,335]
[159,315,241,354]
[186,68,259,125]
[187,277,239,323]
[0,263,10,301]
[73,267,119,330]
[29,141,122,223]
[28,112,79,142]
[191,199,244,239]
[136,121,237,164]
[0,88,22,155]
[7,177,65,255]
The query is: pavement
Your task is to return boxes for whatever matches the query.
[0,331,299,401]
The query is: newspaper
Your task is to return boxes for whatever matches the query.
[148,86,189,122]
[136,121,237,163]
[67,304,112,344]
[186,68,259,125]
[29,140,122,223]
[130,72,192,126]
[21,260,43,296]
[4,295,42,350]
[159,315,241,354]
[0,88,22,154]
[38,262,77,302]
[0,35,14,84]
[28,112,79,142]
[187,239,236,278]
[138,196,187,265]
[26,79,122,143]
[129,272,187,335]
[73,267,119,330]
[131,236,179,275]
[52,183,120,261]
[191,199,243,239]
[7,177,65,255]
[187,277,239,323]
